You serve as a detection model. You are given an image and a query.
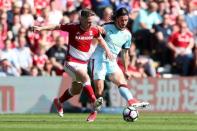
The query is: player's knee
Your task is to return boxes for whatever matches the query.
[80,74,90,83]
[82,80,91,87]
[115,79,127,86]
[70,88,81,95]
[70,82,82,95]
[71,81,82,95]
[96,82,103,89]
[118,84,128,88]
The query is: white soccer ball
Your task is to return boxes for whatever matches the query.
[122,106,139,122]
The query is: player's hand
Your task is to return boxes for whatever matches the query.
[97,26,106,35]
[30,26,42,32]
[124,71,131,80]
[105,50,114,60]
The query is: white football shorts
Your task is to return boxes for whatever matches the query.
[64,61,87,81]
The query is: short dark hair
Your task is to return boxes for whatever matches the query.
[80,8,95,18]
[0,58,7,64]
[113,7,129,19]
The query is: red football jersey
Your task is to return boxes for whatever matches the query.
[60,23,100,63]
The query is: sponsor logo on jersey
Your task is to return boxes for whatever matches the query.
[75,36,93,40]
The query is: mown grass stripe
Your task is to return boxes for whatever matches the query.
[0,113,197,131]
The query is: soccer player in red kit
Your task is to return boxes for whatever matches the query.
[32,8,113,122]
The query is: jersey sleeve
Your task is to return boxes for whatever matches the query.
[92,27,101,38]
[59,23,73,32]
[122,33,132,49]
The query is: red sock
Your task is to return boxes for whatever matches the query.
[128,98,138,106]
[59,89,73,103]
[83,85,96,103]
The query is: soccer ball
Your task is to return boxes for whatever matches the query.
[122,106,139,122]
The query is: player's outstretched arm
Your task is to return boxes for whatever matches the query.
[121,49,130,79]
[97,35,113,60]
[30,25,60,32]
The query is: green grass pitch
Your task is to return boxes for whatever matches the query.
[0,113,197,131]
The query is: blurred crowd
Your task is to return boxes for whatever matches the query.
[0,0,197,77]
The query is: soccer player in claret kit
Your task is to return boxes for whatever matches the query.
[32,8,113,122]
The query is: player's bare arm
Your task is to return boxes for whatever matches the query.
[97,35,114,60]
[121,49,130,79]
[31,24,61,32]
